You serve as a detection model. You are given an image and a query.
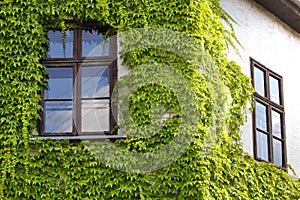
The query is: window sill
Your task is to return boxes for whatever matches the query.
[30,134,127,140]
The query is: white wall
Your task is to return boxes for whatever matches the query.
[221,0,300,176]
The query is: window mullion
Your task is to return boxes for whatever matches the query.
[77,27,82,59]
[73,63,81,134]
[268,104,274,163]
[40,90,46,135]
[265,71,270,100]
[265,71,273,163]
[110,60,117,133]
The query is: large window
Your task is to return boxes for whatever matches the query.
[40,22,117,137]
[251,58,286,168]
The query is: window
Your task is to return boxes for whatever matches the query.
[251,58,286,168]
[40,22,117,138]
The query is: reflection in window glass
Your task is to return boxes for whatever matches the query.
[272,110,282,138]
[81,66,109,98]
[45,68,73,99]
[270,76,280,104]
[273,139,283,167]
[256,102,267,131]
[82,30,109,57]
[257,131,269,161]
[45,101,72,133]
[254,67,265,96]
[47,30,74,58]
[81,100,109,132]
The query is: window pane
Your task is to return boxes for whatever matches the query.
[273,138,283,167]
[270,76,280,104]
[47,30,74,58]
[254,67,265,96]
[272,110,282,138]
[257,131,269,161]
[81,100,109,132]
[45,101,72,133]
[82,29,109,57]
[45,68,73,99]
[256,102,267,131]
[82,66,109,98]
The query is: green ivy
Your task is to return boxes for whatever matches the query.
[0,0,299,199]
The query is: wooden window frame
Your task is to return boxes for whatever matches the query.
[250,58,286,169]
[39,22,119,139]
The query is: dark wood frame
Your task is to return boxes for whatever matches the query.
[250,58,286,169]
[40,22,118,137]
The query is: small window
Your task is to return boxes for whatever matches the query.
[251,58,286,168]
[40,22,117,137]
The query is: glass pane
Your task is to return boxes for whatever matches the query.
[256,102,267,131]
[82,29,109,57]
[45,101,72,133]
[82,66,109,98]
[45,68,73,99]
[81,100,110,132]
[47,30,74,58]
[257,131,269,161]
[273,139,283,167]
[254,67,265,96]
[272,110,282,138]
[270,76,280,104]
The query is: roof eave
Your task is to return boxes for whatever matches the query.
[253,0,300,33]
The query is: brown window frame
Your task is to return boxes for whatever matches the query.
[39,22,119,139]
[250,58,286,169]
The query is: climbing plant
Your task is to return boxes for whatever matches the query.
[0,0,299,199]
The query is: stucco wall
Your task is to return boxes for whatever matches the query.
[221,0,300,176]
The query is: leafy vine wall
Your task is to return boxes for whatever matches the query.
[0,0,299,199]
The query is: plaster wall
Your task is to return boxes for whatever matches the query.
[221,0,300,176]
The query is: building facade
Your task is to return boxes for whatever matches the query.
[221,0,300,176]
[35,0,300,176]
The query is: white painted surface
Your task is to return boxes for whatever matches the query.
[221,0,300,176]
